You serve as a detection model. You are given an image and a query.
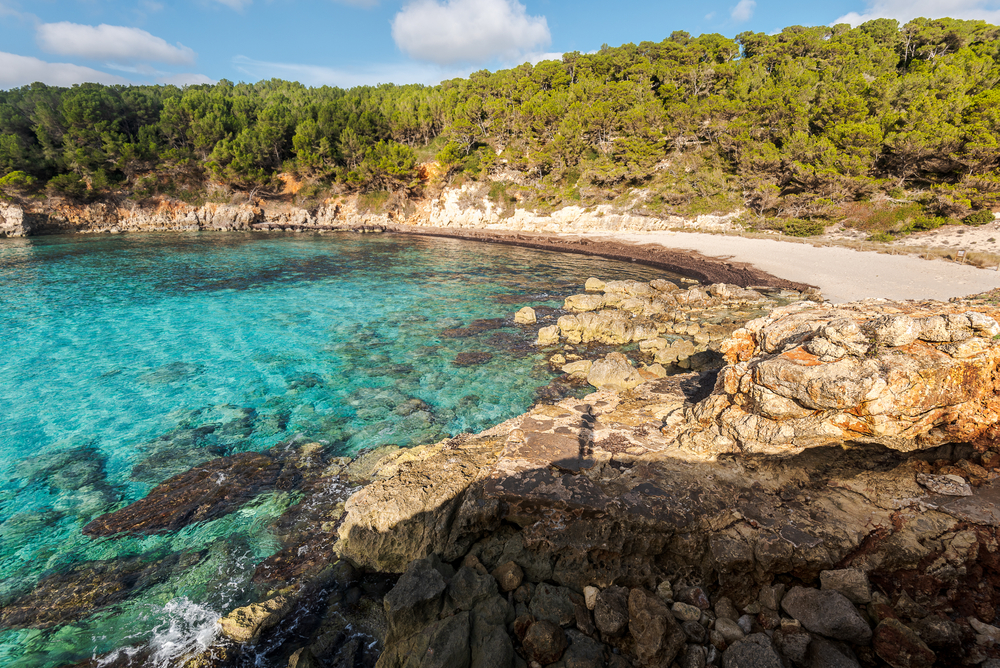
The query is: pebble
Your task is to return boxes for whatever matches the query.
[583,586,598,610]
[673,601,703,622]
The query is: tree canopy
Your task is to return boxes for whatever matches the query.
[1,17,998,222]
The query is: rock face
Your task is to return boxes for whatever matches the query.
[376,557,515,668]
[681,300,1000,455]
[337,433,507,572]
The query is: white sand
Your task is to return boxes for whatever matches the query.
[595,231,1000,304]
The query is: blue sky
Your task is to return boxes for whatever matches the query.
[1,0,998,90]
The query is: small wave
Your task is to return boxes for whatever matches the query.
[97,598,221,668]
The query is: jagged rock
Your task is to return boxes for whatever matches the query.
[219,595,293,643]
[586,353,645,392]
[529,583,579,627]
[557,629,604,668]
[523,620,567,664]
[873,619,935,668]
[680,645,707,668]
[806,637,862,668]
[536,326,560,346]
[594,586,630,637]
[916,473,972,496]
[968,617,1000,643]
[583,587,598,610]
[446,564,498,615]
[772,625,810,663]
[715,597,739,622]
[715,617,745,645]
[491,561,523,593]
[758,583,785,610]
[515,307,537,325]
[337,434,504,572]
[628,588,686,667]
[781,587,872,644]
[564,294,606,312]
[384,558,447,640]
[649,279,678,293]
[345,445,401,484]
[682,300,1000,456]
[377,612,471,668]
[721,633,782,668]
[820,569,871,604]
[561,360,593,379]
[83,451,288,536]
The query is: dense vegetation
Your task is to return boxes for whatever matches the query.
[1,17,999,237]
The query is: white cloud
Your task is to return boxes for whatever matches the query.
[159,73,216,86]
[232,54,472,87]
[526,51,564,64]
[392,0,550,65]
[835,0,1000,25]
[0,51,129,88]
[37,22,196,65]
[730,0,756,22]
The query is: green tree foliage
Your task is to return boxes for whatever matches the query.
[0,17,997,212]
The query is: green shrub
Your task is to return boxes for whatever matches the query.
[0,170,36,200]
[867,231,895,242]
[963,209,995,226]
[783,218,825,237]
[46,173,88,200]
[910,216,948,231]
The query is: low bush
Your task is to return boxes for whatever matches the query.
[783,218,826,237]
[964,209,995,226]
[46,173,88,200]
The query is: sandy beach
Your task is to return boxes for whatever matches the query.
[601,231,1000,304]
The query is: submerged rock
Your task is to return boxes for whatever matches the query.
[0,550,200,629]
[84,451,290,536]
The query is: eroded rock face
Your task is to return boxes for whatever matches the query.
[679,300,1000,456]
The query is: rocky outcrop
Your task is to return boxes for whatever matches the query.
[329,286,1000,668]
[679,300,1000,456]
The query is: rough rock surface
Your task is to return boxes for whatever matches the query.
[780,587,872,643]
[679,300,1000,456]
[83,451,293,536]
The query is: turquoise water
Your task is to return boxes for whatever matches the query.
[0,232,672,666]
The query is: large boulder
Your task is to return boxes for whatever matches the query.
[680,300,1000,455]
[586,353,647,392]
[628,588,686,667]
[780,587,872,644]
[337,435,505,572]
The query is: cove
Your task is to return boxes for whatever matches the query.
[0,231,675,667]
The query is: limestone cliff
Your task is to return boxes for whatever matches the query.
[0,189,741,238]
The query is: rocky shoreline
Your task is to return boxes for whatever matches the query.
[3,267,996,668]
[5,199,1000,667]
[0,198,811,294]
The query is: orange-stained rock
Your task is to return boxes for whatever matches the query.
[679,299,1000,456]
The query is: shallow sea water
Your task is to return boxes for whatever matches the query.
[0,232,673,666]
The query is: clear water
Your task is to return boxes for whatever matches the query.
[0,232,673,666]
